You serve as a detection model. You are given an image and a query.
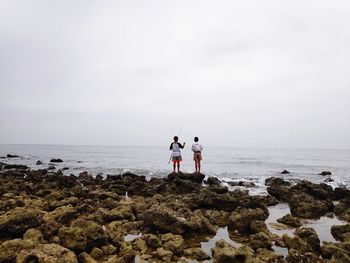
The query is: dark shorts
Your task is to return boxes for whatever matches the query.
[172,155,182,162]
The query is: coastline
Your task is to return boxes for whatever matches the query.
[0,159,350,262]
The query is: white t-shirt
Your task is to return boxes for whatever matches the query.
[192,143,203,152]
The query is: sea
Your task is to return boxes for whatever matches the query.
[0,144,349,194]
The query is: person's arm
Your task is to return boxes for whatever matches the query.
[169,143,173,150]
[179,142,185,149]
[192,144,195,152]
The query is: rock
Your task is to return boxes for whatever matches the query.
[152,247,173,262]
[161,233,185,255]
[228,181,256,187]
[285,248,320,263]
[58,219,107,252]
[330,252,350,263]
[335,198,350,222]
[211,239,254,263]
[95,205,135,223]
[0,207,42,236]
[289,192,333,219]
[208,184,228,194]
[334,187,350,200]
[143,234,162,248]
[79,252,98,263]
[40,220,62,239]
[23,228,44,243]
[294,227,320,253]
[319,171,332,176]
[265,177,291,187]
[36,160,43,165]
[3,164,28,170]
[267,185,291,202]
[250,220,272,236]
[321,242,350,259]
[277,214,302,227]
[50,158,64,163]
[228,207,269,234]
[16,243,78,263]
[43,205,78,224]
[282,234,314,254]
[206,176,221,185]
[183,247,210,261]
[143,204,216,235]
[167,172,205,184]
[331,224,350,242]
[249,232,272,250]
[90,247,104,259]
[7,154,19,158]
[281,170,290,174]
[48,165,56,170]
[0,238,36,262]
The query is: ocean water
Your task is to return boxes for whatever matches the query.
[0,144,349,193]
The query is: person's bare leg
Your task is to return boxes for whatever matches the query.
[173,162,176,173]
[177,162,180,173]
[198,160,201,173]
[195,160,198,173]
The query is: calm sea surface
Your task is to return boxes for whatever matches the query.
[1,144,349,193]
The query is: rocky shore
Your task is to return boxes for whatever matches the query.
[0,160,350,263]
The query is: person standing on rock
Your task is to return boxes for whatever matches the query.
[170,136,185,173]
[192,137,203,173]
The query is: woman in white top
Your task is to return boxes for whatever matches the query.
[192,137,203,173]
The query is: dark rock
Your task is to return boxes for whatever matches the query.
[331,224,350,242]
[267,185,291,202]
[36,160,43,165]
[294,227,321,253]
[167,172,205,184]
[277,214,302,227]
[50,158,63,163]
[249,232,272,250]
[289,192,334,219]
[208,184,228,194]
[47,165,56,170]
[206,176,221,185]
[324,178,334,183]
[228,181,256,187]
[282,234,314,254]
[0,207,42,236]
[3,164,28,170]
[211,239,254,263]
[291,180,335,200]
[285,248,320,263]
[281,170,290,174]
[228,206,269,234]
[7,154,19,158]
[334,187,350,200]
[319,171,332,176]
[321,242,350,259]
[62,167,69,170]
[265,177,291,187]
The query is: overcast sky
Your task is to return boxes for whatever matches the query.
[0,0,349,148]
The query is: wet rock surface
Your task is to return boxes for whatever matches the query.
[0,163,349,262]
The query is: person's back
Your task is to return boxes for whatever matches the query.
[170,136,185,173]
[192,137,203,173]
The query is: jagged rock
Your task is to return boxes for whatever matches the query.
[58,219,107,252]
[43,204,78,224]
[250,220,272,236]
[249,232,272,250]
[152,247,173,262]
[16,243,78,263]
[40,220,62,239]
[321,242,350,259]
[294,227,321,253]
[3,164,28,170]
[267,185,291,202]
[277,214,302,227]
[206,176,221,185]
[0,207,42,236]
[167,172,205,184]
[143,234,162,248]
[79,252,98,263]
[50,158,63,163]
[143,204,217,235]
[289,192,333,219]
[161,233,185,255]
[285,248,320,263]
[7,154,19,158]
[95,205,135,223]
[48,165,56,170]
[330,252,350,262]
[90,247,104,259]
[208,184,229,194]
[281,170,290,174]
[0,238,36,262]
[283,234,314,254]
[183,247,211,261]
[228,181,256,187]
[331,224,350,242]
[319,171,332,176]
[265,177,291,187]
[228,207,269,234]
[211,239,254,263]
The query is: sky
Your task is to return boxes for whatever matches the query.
[0,0,349,149]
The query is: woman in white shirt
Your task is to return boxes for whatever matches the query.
[192,137,203,173]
